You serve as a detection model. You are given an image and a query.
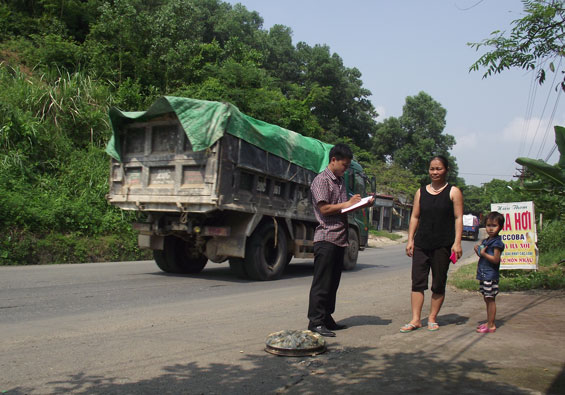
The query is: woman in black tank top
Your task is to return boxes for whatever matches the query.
[400,156,463,333]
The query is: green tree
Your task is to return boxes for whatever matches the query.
[469,0,565,92]
[295,42,378,149]
[0,0,104,41]
[372,162,420,198]
[372,117,405,163]
[371,91,458,185]
[396,92,456,180]
[84,0,153,83]
[462,180,525,219]
[460,184,485,216]
[4,0,379,150]
[262,24,301,93]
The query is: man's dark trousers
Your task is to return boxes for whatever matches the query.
[308,241,345,326]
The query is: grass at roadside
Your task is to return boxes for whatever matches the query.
[369,229,403,241]
[449,247,565,291]
[0,230,151,265]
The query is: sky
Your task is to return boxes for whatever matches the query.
[227,0,565,186]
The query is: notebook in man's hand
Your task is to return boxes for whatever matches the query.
[341,195,373,214]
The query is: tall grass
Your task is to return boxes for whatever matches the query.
[0,62,147,265]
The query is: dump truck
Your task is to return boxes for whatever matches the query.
[463,214,480,240]
[106,97,375,280]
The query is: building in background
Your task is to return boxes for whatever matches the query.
[370,194,412,232]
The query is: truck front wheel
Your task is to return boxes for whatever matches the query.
[343,228,359,271]
[153,236,208,274]
[244,221,288,281]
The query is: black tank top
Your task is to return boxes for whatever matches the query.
[414,185,455,249]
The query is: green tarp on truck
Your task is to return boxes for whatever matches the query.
[106,96,333,174]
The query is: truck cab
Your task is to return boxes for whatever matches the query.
[343,161,374,268]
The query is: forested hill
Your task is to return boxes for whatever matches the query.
[0,0,457,265]
[2,0,379,146]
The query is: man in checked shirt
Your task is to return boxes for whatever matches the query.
[307,143,374,337]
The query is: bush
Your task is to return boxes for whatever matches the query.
[0,229,151,265]
[538,221,565,253]
[0,63,149,265]
[26,33,83,71]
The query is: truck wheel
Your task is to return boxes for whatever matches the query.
[153,249,171,272]
[474,230,479,241]
[154,236,208,274]
[285,253,293,265]
[343,228,359,271]
[228,258,248,279]
[244,221,288,281]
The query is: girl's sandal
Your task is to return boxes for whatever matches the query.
[400,323,421,333]
[427,322,439,331]
[476,326,496,333]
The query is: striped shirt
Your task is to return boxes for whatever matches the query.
[311,167,349,247]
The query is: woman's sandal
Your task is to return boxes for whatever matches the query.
[400,323,421,333]
[427,322,439,331]
[476,326,496,333]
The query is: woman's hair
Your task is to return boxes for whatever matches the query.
[429,155,449,171]
[486,211,505,229]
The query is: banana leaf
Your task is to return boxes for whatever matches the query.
[522,179,548,190]
[515,157,565,186]
[516,125,565,187]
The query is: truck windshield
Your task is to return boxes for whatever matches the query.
[347,169,370,196]
[355,171,366,196]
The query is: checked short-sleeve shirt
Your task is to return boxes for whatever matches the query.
[311,167,349,247]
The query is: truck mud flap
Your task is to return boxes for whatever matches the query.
[205,213,263,259]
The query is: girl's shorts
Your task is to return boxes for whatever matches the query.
[479,280,499,298]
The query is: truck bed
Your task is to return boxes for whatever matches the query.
[107,115,318,222]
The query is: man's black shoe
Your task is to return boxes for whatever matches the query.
[309,325,336,337]
[325,316,347,330]
[326,321,347,330]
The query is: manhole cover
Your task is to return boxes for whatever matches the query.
[265,329,327,357]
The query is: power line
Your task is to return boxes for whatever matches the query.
[527,59,563,157]
[455,0,485,11]
[518,65,539,157]
[535,59,563,159]
[459,172,514,176]
[538,88,562,159]
[545,144,558,162]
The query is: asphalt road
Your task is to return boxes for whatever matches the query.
[0,243,406,322]
[0,240,476,323]
[2,239,563,394]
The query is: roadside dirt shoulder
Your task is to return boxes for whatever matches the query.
[367,231,408,248]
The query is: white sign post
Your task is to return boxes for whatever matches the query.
[490,201,538,270]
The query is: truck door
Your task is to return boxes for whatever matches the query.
[343,167,371,270]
